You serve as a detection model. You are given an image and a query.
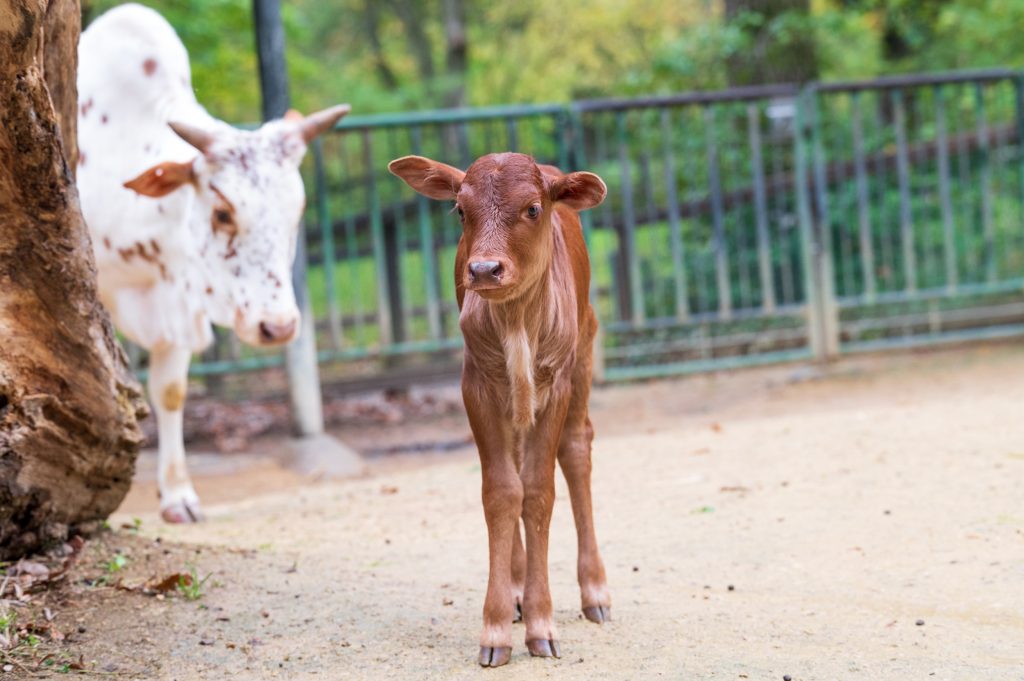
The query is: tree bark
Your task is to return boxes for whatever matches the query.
[0,0,147,559]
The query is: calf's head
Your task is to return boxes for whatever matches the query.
[124,104,350,346]
[388,153,606,302]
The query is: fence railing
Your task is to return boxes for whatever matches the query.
[176,68,1024,388]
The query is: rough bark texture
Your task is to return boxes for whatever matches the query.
[0,0,147,559]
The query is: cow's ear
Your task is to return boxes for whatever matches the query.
[548,171,606,211]
[124,161,196,198]
[388,155,464,201]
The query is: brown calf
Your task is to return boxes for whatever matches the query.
[389,153,611,667]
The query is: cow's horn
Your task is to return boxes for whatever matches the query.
[169,121,215,154]
[298,104,351,143]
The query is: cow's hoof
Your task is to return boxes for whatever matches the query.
[160,501,205,524]
[526,638,561,658]
[478,646,512,667]
[583,605,611,623]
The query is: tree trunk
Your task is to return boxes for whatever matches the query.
[724,0,818,86]
[442,0,468,109]
[0,0,147,559]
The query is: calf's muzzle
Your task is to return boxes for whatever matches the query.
[468,259,505,285]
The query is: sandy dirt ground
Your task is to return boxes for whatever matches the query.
[15,345,1024,680]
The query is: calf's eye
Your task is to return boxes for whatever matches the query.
[527,204,541,219]
[214,209,232,224]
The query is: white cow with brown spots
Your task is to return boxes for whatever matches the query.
[77,4,349,522]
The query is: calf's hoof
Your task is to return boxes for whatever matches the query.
[526,638,561,658]
[478,646,512,667]
[160,501,205,524]
[583,605,611,623]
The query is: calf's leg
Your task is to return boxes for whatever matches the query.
[558,326,611,622]
[511,520,526,622]
[465,382,520,668]
[558,414,611,622]
[148,344,203,523]
[520,385,571,658]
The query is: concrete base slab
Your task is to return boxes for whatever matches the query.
[283,433,366,479]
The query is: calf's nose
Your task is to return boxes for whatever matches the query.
[259,318,297,344]
[468,260,503,281]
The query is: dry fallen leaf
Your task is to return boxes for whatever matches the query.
[145,572,192,595]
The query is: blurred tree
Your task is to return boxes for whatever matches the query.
[79,0,1024,120]
[723,0,818,85]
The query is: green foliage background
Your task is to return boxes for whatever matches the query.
[82,0,1024,124]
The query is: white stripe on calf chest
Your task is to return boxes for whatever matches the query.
[503,326,536,429]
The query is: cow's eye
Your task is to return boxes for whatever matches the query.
[214,209,232,224]
[526,204,541,219]
[456,206,465,221]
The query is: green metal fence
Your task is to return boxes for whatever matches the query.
[181,68,1024,386]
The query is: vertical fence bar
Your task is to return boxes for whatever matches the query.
[616,111,644,325]
[809,90,839,356]
[555,111,571,171]
[1015,77,1024,232]
[338,136,366,344]
[892,89,917,292]
[974,83,996,283]
[569,107,605,381]
[747,102,775,313]
[704,105,732,320]
[660,107,689,320]
[795,87,828,360]
[850,92,876,300]
[934,85,958,292]
[313,139,344,349]
[506,117,519,151]
[410,126,443,341]
[362,129,393,346]
[385,128,408,343]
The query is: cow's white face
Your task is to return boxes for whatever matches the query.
[124,105,349,347]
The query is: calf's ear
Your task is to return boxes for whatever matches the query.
[388,155,464,201]
[549,171,607,211]
[124,161,196,198]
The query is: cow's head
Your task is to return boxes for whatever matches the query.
[123,104,350,346]
[388,152,605,303]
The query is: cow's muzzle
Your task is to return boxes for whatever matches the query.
[466,259,507,290]
[258,318,298,345]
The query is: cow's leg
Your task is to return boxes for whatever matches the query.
[558,320,611,623]
[465,378,519,668]
[520,381,571,658]
[148,344,203,523]
[511,520,526,622]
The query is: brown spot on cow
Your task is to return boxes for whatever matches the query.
[143,58,158,76]
[165,459,189,486]
[101,114,109,124]
[103,237,111,250]
[162,382,185,412]
[79,151,86,167]
[206,286,213,295]
[80,98,93,118]
[150,239,161,254]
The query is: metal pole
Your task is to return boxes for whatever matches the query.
[253,0,325,437]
